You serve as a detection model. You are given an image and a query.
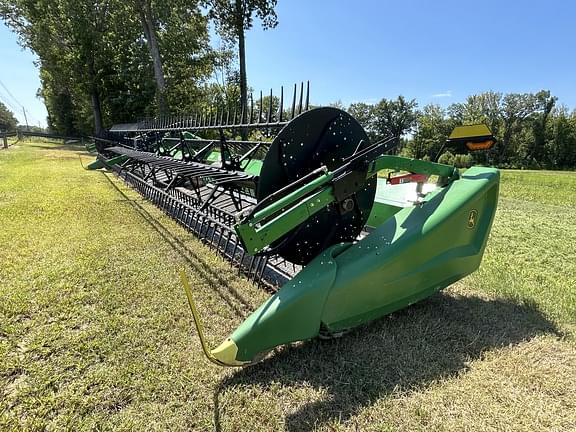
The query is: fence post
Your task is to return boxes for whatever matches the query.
[2,131,7,149]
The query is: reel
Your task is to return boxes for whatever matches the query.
[257,107,377,264]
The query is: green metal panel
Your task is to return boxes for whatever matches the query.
[206,151,220,162]
[86,154,128,170]
[369,155,458,180]
[235,156,459,256]
[322,167,499,331]
[227,244,348,362]
[242,159,263,176]
[212,166,500,365]
[366,201,402,228]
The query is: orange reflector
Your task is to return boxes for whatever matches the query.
[466,140,495,150]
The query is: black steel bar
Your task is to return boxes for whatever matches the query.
[291,83,297,119]
[259,91,263,123]
[298,82,304,114]
[279,86,284,123]
[267,88,273,123]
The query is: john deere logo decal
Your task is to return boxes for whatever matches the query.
[468,209,478,228]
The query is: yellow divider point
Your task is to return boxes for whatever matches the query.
[179,269,225,366]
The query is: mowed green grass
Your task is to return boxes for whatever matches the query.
[1,141,575,431]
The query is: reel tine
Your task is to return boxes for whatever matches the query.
[305,81,310,111]
[291,83,297,119]
[267,88,273,123]
[279,86,284,123]
[259,90,263,123]
[249,93,254,124]
[298,82,304,115]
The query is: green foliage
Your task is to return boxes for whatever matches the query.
[405,104,455,160]
[437,150,454,165]
[353,90,576,169]
[0,101,18,131]
[204,0,278,37]
[0,0,216,135]
[373,96,418,139]
[347,97,418,144]
[439,152,473,168]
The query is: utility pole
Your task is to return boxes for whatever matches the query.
[22,107,29,132]
[2,131,7,149]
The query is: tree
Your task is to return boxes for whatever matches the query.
[204,0,278,137]
[135,0,168,115]
[133,0,215,116]
[527,90,556,165]
[0,101,18,131]
[1,0,120,135]
[408,104,455,160]
[347,102,377,141]
[546,107,576,169]
[372,96,418,142]
[1,0,215,135]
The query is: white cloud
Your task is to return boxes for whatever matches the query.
[431,90,452,98]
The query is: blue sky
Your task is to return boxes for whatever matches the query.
[1,0,575,127]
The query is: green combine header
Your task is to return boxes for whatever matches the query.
[91,84,499,366]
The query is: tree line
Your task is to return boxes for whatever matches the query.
[0,101,18,131]
[1,1,575,169]
[344,91,576,170]
[0,0,276,136]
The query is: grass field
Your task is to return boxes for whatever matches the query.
[1,141,575,431]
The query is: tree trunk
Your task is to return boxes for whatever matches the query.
[87,60,103,136]
[91,90,103,136]
[236,0,248,139]
[139,0,168,116]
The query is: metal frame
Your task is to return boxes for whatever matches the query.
[103,152,302,290]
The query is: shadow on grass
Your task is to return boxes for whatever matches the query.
[96,167,560,431]
[216,293,560,431]
[20,141,86,151]
[101,171,255,319]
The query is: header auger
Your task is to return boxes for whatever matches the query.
[90,84,500,366]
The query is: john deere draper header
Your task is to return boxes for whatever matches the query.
[91,83,500,366]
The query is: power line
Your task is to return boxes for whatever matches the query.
[0,78,24,109]
[0,79,43,126]
[0,90,21,114]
